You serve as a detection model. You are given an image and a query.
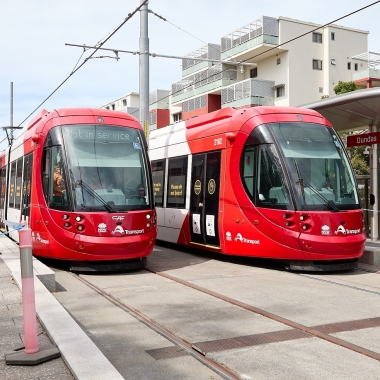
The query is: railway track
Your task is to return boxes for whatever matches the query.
[64,253,380,379]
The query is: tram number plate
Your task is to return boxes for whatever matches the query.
[214,138,223,146]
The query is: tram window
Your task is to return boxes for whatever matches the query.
[152,160,165,207]
[22,153,33,219]
[9,161,16,208]
[0,167,6,228]
[166,156,187,208]
[15,158,23,209]
[257,145,290,209]
[242,147,256,199]
[42,146,70,211]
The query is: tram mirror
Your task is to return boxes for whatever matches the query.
[370,194,375,206]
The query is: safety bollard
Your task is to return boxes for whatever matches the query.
[5,224,61,365]
[19,226,39,354]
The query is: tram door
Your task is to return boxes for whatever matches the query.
[190,152,221,247]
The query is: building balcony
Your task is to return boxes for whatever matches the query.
[149,90,170,111]
[182,43,221,77]
[171,64,237,105]
[221,78,275,108]
[221,16,279,61]
[352,52,380,88]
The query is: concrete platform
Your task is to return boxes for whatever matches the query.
[361,239,380,265]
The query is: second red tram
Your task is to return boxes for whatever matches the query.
[0,108,156,271]
[149,106,365,271]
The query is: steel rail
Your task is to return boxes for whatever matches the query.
[70,273,240,380]
[145,267,380,362]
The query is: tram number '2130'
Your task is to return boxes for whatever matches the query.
[214,138,223,146]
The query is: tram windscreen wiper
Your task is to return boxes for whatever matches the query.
[292,159,339,212]
[301,179,340,212]
[75,180,116,213]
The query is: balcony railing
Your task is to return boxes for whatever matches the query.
[352,68,380,81]
[149,90,169,111]
[182,43,221,77]
[221,16,278,59]
[171,64,237,104]
[221,78,275,108]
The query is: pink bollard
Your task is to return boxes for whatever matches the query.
[19,227,39,354]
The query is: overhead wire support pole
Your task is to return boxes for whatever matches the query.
[140,0,149,137]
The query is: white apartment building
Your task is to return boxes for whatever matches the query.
[101,15,378,130]
[100,92,140,118]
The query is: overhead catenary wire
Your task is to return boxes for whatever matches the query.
[1,0,148,146]
[7,0,380,135]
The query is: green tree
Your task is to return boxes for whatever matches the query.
[333,81,358,95]
[340,132,370,175]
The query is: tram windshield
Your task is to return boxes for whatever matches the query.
[62,124,151,212]
[242,122,360,211]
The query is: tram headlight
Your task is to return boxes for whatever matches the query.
[146,223,151,228]
[77,225,85,232]
[62,214,69,220]
[75,215,83,222]
[64,222,71,228]
[146,214,151,220]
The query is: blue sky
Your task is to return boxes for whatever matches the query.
[1,0,379,144]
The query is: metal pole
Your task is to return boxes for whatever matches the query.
[370,125,378,240]
[10,82,13,144]
[139,0,149,136]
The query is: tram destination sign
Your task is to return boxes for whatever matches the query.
[346,132,380,147]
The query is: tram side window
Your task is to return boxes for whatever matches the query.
[42,147,69,211]
[152,160,165,207]
[257,145,290,209]
[0,167,6,228]
[166,156,187,208]
[22,153,33,219]
[242,147,256,200]
[9,161,16,208]
[15,158,23,210]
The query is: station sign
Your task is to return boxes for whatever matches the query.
[347,132,380,147]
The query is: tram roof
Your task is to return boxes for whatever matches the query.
[301,87,380,134]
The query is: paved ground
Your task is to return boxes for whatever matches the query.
[1,234,379,379]
[0,256,73,380]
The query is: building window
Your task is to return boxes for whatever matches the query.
[354,63,358,71]
[319,87,323,93]
[277,58,281,65]
[250,67,258,78]
[111,104,115,110]
[312,33,322,43]
[106,106,110,110]
[347,62,351,70]
[313,59,323,70]
[331,32,335,41]
[276,86,285,98]
[173,113,182,123]
[331,59,336,65]
[122,99,127,107]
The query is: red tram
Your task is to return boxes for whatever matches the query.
[0,108,156,271]
[149,106,365,271]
